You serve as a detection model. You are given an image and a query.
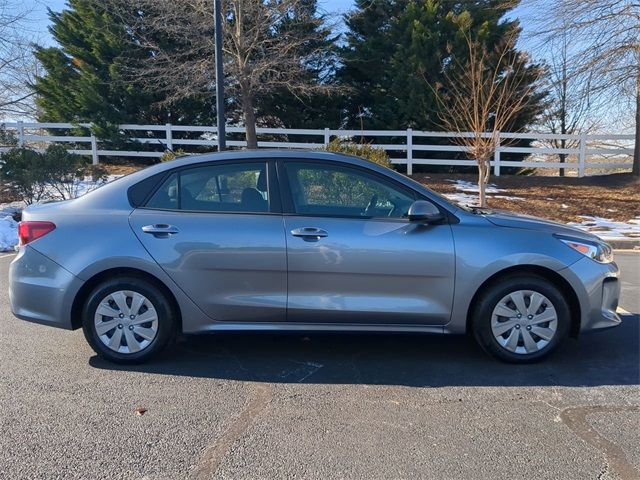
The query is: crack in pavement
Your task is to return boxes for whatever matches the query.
[188,382,273,479]
[560,405,640,480]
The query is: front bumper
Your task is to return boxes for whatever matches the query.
[563,256,622,333]
[9,246,82,330]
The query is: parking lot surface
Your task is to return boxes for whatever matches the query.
[1,252,638,480]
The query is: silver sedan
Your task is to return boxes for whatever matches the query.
[9,151,621,363]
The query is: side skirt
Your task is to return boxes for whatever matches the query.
[186,322,449,335]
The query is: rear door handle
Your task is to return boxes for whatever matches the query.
[142,224,179,237]
[291,227,328,239]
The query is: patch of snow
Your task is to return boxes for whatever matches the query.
[445,180,522,204]
[568,216,640,241]
[0,175,121,251]
[443,192,480,206]
[447,179,505,194]
[561,204,569,209]
[494,195,524,201]
[0,216,18,251]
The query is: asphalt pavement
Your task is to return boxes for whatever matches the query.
[0,252,638,480]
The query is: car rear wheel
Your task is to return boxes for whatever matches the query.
[82,277,175,364]
[472,275,570,363]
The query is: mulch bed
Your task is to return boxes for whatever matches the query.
[412,172,640,223]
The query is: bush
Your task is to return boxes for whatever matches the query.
[0,148,48,204]
[0,145,106,204]
[160,148,187,162]
[44,144,107,199]
[324,138,392,169]
[0,125,18,147]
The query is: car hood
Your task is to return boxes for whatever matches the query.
[483,210,602,242]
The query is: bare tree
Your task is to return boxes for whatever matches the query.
[434,32,542,207]
[0,0,38,118]
[524,0,640,176]
[109,0,339,148]
[539,29,599,176]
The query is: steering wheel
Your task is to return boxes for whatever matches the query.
[363,194,378,216]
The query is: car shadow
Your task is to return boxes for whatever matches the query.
[89,315,640,387]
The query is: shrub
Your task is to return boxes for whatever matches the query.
[0,148,48,204]
[0,125,18,147]
[0,145,107,204]
[160,148,187,162]
[43,144,107,199]
[324,138,392,169]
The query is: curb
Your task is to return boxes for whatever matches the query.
[608,239,640,250]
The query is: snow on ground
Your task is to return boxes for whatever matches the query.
[568,216,640,241]
[0,176,120,251]
[443,179,524,205]
[0,215,18,252]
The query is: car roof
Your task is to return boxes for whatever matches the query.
[165,149,366,168]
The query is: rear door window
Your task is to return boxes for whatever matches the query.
[145,162,269,213]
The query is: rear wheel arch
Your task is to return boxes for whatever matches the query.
[71,267,182,332]
[466,265,581,338]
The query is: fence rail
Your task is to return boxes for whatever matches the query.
[1,121,634,177]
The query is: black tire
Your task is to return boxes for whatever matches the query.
[472,274,570,363]
[82,276,176,364]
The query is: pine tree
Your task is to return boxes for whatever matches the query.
[33,0,212,138]
[339,0,545,132]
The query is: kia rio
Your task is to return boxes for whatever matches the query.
[9,151,621,364]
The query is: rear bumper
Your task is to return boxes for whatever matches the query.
[9,246,82,330]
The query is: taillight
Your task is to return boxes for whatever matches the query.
[18,221,56,246]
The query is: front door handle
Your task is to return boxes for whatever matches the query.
[291,227,328,240]
[142,224,179,238]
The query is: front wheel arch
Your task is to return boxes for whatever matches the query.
[465,265,581,338]
[71,267,182,332]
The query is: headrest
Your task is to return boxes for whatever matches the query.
[257,168,267,192]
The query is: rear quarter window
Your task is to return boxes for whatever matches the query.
[127,172,170,207]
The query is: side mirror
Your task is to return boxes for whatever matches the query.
[407,200,444,224]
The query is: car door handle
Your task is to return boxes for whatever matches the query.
[291,227,328,239]
[142,224,179,237]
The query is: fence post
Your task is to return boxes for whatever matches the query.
[90,133,99,165]
[494,134,501,176]
[578,132,587,177]
[17,120,24,147]
[165,123,173,151]
[323,127,330,146]
[406,128,413,175]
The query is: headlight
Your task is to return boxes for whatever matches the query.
[555,235,613,263]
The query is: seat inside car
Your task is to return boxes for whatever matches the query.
[240,168,268,212]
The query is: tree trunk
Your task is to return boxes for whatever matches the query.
[634,74,640,176]
[241,92,258,149]
[559,139,566,177]
[478,161,488,208]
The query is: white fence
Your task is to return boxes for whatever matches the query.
[1,121,635,176]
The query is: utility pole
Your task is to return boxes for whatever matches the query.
[214,0,226,151]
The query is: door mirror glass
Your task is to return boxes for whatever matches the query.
[407,200,444,223]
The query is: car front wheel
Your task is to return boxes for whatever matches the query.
[472,275,570,363]
[82,276,176,364]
